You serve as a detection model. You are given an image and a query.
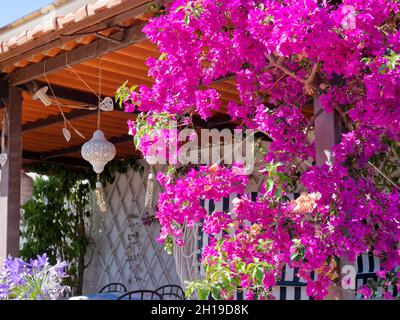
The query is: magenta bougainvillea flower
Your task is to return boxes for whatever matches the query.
[117,0,400,300]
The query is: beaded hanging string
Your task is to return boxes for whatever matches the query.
[145,166,155,208]
[94,56,108,213]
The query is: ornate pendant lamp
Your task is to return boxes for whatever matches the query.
[81,130,116,174]
[81,57,115,212]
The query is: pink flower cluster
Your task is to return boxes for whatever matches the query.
[156,164,248,245]
[119,0,400,299]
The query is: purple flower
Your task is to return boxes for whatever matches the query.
[0,255,69,300]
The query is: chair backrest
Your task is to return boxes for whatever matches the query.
[156,285,186,300]
[99,283,127,293]
[117,290,163,300]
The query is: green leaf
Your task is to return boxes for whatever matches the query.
[255,268,264,283]
[184,12,190,25]
[159,52,168,61]
[198,288,210,300]
[266,179,274,193]
[290,251,299,261]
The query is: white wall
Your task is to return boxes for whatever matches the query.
[83,164,181,294]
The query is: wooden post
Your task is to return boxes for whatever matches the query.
[0,86,22,260]
[314,96,342,164]
[313,95,348,300]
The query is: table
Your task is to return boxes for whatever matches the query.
[70,292,124,300]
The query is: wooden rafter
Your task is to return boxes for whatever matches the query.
[22,151,89,168]
[8,22,148,86]
[21,80,238,132]
[0,0,166,67]
[28,80,101,106]
[41,134,133,159]
[19,80,116,133]
[22,109,95,133]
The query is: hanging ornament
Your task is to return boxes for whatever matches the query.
[62,127,71,142]
[0,110,8,167]
[145,166,155,208]
[32,86,51,106]
[81,56,115,213]
[81,130,116,173]
[0,153,7,167]
[43,63,85,141]
[99,97,114,112]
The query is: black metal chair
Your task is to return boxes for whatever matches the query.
[156,285,186,300]
[116,290,163,300]
[99,282,127,293]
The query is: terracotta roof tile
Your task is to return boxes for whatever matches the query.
[0,0,140,57]
[2,41,9,53]
[30,24,45,39]
[39,18,59,36]
[7,36,18,50]
[74,4,90,23]
[26,29,36,40]
[92,0,110,13]
[16,30,31,47]
[59,13,75,27]
[107,0,124,9]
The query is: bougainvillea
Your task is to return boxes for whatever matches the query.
[156,164,248,246]
[118,0,400,300]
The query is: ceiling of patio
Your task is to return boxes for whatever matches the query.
[0,36,240,169]
[0,0,312,170]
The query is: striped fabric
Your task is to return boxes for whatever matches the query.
[272,265,315,300]
[355,254,398,299]
[198,193,399,300]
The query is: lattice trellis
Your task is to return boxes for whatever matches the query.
[94,165,180,291]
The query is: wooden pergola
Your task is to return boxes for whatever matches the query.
[0,1,341,294]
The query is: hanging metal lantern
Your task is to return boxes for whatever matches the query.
[81,130,116,174]
[20,170,34,205]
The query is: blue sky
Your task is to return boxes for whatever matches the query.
[0,0,53,28]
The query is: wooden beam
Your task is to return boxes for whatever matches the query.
[22,151,89,168]
[22,109,95,133]
[314,95,342,166]
[21,82,237,133]
[31,80,101,106]
[17,81,124,133]
[9,22,148,86]
[0,0,165,66]
[41,134,132,159]
[314,95,350,300]
[0,86,22,259]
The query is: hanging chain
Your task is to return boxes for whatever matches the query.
[97,56,103,130]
